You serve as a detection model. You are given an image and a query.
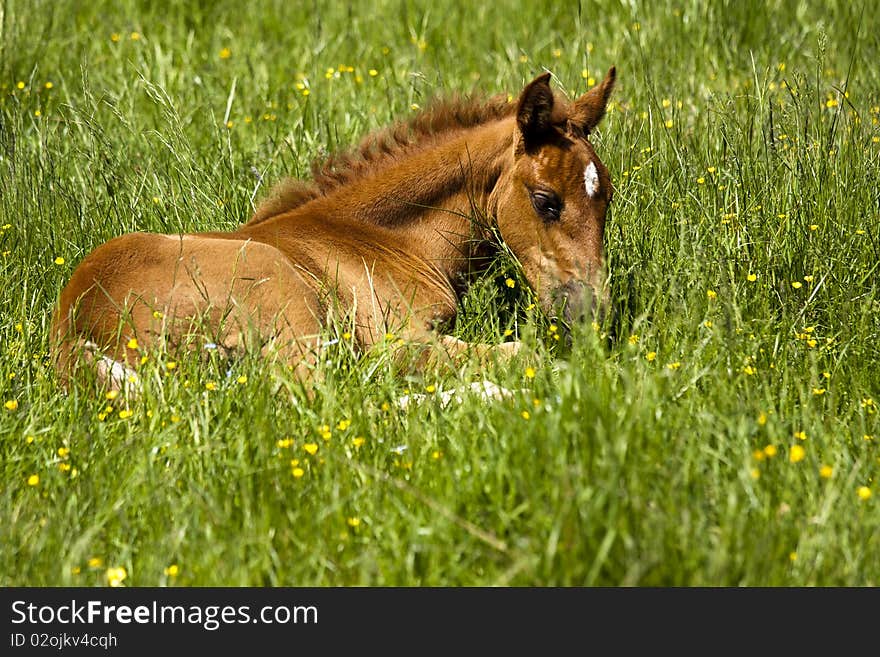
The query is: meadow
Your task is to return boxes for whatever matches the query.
[1,0,878,586]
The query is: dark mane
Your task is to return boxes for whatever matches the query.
[247,91,517,225]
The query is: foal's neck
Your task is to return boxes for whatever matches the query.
[242,118,514,290]
[316,118,512,227]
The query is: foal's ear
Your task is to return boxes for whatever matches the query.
[516,72,555,150]
[571,66,616,135]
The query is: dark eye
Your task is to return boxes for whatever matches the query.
[530,190,562,221]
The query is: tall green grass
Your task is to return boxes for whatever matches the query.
[1,0,878,585]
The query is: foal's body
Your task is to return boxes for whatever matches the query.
[52,71,616,388]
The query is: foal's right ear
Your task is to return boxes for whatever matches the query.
[516,73,555,151]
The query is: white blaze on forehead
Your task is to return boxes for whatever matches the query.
[584,161,600,198]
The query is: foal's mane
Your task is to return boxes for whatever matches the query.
[247,92,517,225]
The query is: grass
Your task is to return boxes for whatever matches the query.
[1,0,878,586]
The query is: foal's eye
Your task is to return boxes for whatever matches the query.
[530,190,562,221]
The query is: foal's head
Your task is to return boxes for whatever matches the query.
[492,69,616,327]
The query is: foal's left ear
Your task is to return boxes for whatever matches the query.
[516,72,555,150]
[571,66,616,135]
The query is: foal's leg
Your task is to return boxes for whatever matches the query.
[437,335,524,366]
[391,331,524,374]
[388,334,525,409]
[53,233,325,390]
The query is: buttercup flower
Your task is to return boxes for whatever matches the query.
[106,566,127,587]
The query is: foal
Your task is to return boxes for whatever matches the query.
[51,69,616,390]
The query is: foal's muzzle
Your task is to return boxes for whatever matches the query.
[550,278,609,330]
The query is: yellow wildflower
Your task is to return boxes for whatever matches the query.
[106,567,127,587]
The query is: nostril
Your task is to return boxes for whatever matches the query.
[552,280,586,316]
[551,279,610,331]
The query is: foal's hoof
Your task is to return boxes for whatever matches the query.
[396,380,516,409]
